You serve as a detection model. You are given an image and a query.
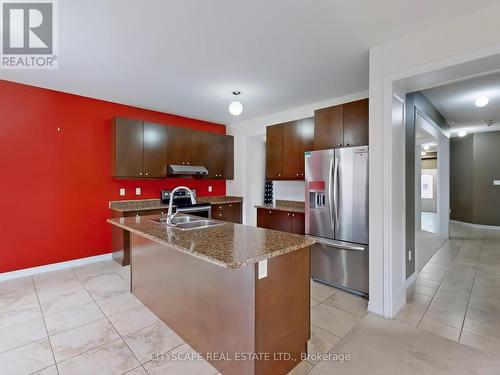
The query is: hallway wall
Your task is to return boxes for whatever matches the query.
[451,131,500,226]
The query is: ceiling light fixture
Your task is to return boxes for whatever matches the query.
[421,151,426,156]
[423,144,430,151]
[458,130,467,137]
[475,96,489,108]
[228,91,243,116]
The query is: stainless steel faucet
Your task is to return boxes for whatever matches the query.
[166,186,197,225]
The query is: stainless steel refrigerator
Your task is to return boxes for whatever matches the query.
[305,146,369,296]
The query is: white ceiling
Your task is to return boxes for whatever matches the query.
[1,0,498,124]
[422,71,500,137]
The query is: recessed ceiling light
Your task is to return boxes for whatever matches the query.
[228,91,243,116]
[421,151,426,156]
[458,130,467,137]
[475,96,489,108]
[423,144,430,151]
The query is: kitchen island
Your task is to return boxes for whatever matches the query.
[107,214,314,375]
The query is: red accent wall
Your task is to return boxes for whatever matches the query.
[0,80,226,273]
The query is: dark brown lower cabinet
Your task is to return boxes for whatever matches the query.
[256,208,305,235]
[212,202,242,224]
[111,208,167,266]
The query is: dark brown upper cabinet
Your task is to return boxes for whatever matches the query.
[167,126,192,166]
[113,118,234,180]
[266,124,283,179]
[343,98,369,147]
[282,121,302,179]
[313,98,368,150]
[313,105,344,150]
[113,118,144,178]
[113,118,167,178]
[143,122,168,178]
[300,117,314,177]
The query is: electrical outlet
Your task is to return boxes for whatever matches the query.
[135,187,141,196]
[408,251,412,261]
[208,185,213,193]
[119,188,125,196]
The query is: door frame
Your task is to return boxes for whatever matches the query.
[377,43,500,318]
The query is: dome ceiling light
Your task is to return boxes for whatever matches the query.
[474,96,489,108]
[228,91,243,116]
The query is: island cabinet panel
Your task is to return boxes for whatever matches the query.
[343,98,369,147]
[212,202,242,224]
[313,104,344,150]
[257,208,274,229]
[266,124,283,179]
[130,232,310,375]
[113,117,144,178]
[143,122,168,177]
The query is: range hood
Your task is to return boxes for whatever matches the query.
[168,164,208,176]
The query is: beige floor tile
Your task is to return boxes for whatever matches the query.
[57,338,140,375]
[0,338,54,375]
[0,287,38,311]
[32,365,59,375]
[96,292,143,316]
[72,261,123,280]
[395,308,422,327]
[143,343,216,375]
[311,298,321,308]
[310,280,337,302]
[50,318,120,362]
[322,290,368,318]
[36,279,87,303]
[307,325,341,364]
[40,288,94,315]
[0,276,34,295]
[310,314,500,375]
[460,331,500,356]
[33,269,77,286]
[45,302,104,336]
[463,312,500,343]
[419,317,460,342]
[413,283,437,297]
[288,360,314,374]
[0,316,47,353]
[125,366,148,375]
[82,273,130,300]
[416,277,441,289]
[311,304,360,337]
[108,304,159,336]
[422,307,464,329]
[0,300,42,329]
[116,266,131,283]
[124,321,184,364]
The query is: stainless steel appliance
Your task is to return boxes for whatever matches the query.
[168,165,208,176]
[161,189,211,218]
[305,146,369,296]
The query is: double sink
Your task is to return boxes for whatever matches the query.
[151,215,225,230]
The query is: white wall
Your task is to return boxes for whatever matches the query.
[227,91,368,226]
[369,3,500,317]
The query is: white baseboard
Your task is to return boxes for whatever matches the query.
[0,253,113,282]
[406,272,417,288]
[367,302,384,316]
[450,220,500,231]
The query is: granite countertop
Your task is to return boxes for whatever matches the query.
[107,214,314,269]
[109,196,243,213]
[255,200,305,213]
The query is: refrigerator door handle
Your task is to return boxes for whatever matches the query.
[328,157,334,232]
[306,235,365,251]
[333,156,339,229]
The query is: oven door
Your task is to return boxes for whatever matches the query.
[176,205,211,219]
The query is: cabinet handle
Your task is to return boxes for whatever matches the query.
[269,211,272,214]
[219,213,222,217]
[187,162,190,165]
[296,173,299,176]
[278,173,281,177]
[346,143,350,147]
[229,204,232,207]
[287,213,290,216]
[145,172,148,176]
[139,172,143,176]
[182,162,185,165]
[301,173,304,176]
[292,213,295,217]
[338,143,342,147]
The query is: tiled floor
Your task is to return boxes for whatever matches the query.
[1,223,500,375]
[397,222,500,355]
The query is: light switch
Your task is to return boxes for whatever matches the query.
[258,260,268,279]
[208,186,213,193]
[494,180,500,186]
[119,188,125,196]
[135,187,141,196]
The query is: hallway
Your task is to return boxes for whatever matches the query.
[397,222,500,355]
